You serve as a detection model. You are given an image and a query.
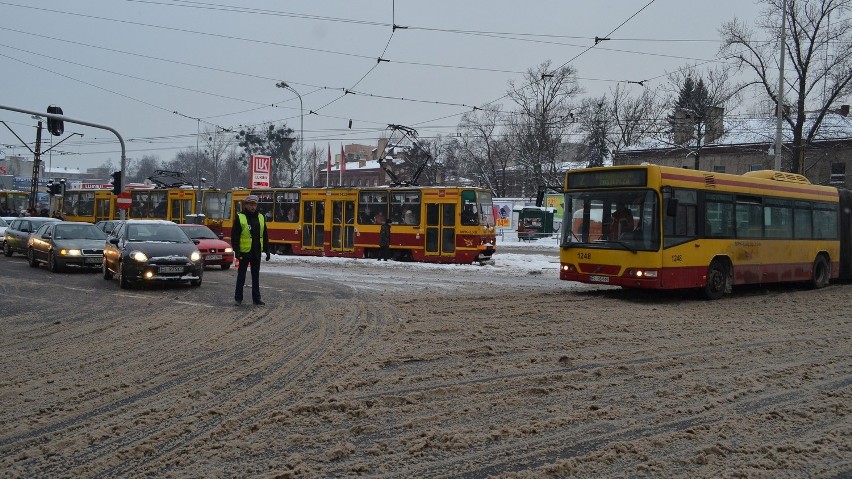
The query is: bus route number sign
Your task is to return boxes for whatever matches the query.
[568,169,647,189]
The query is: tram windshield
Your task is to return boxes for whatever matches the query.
[562,189,660,252]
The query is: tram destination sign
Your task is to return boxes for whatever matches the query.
[568,169,647,189]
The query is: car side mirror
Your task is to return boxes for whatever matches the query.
[109,237,120,245]
[218,233,224,240]
[43,232,51,239]
[192,239,201,245]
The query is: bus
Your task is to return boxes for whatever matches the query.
[208,186,497,264]
[560,164,852,299]
[0,190,29,217]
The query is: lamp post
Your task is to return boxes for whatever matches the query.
[274,82,306,186]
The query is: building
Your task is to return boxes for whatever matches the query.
[613,111,852,188]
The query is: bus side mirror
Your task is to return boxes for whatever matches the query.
[666,198,679,217]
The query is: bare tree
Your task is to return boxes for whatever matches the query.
[129,155,161,184]
[507,60,582,193]
[453,107,511,195]
[201,127,235,189]
[720,0,852,173]
[608,83,665,154]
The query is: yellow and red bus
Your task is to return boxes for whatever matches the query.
[207,186,497,264]
[560,164,852,299]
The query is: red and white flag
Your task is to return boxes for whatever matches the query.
[340,144,345,183]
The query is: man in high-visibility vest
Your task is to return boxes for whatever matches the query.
[232,195,270,306]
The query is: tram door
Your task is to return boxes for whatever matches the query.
[330,200,355,252]
[169,192,193,223]
[425,202,456,257]
[94,196,112,221]
[301,199,325,251]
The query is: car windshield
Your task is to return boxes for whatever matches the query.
[54,224,107,240]
[127,224,191,243]
[0,218,7,227]
[30,218,58,229]
[182,226,218,240]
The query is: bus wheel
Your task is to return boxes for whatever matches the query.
[811,256,830,289]
[703,260,727,300]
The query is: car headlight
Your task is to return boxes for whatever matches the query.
[60,249,81,256]
[190,251,201,262]
[224,247,233,253]
[130,251,148,262]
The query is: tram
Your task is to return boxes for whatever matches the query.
[205,186,497,264]
[0,190,29,217]
[59,185,203,223]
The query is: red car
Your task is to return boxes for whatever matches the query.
[178,224,234,270]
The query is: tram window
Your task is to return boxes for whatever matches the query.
[358,191,388,224]
[275,192,299,222]
[78,192,95,217]
[764,199,793,239]
[303,202,314,223]
[255,192,274,221]
[478,191,495,227]
[314,201,325,223]
[793,201,812,239]
[426,203,439,226]
[736,196,763,238]
[443,204,456,226]
[813,203,838,239]
[461,190,478,225]
[204,192,232,220]
[151,191,167,218]
[391,191,421,225]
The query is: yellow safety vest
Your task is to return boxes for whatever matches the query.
[237,212,265,252]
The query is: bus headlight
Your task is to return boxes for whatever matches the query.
[190,251,202,262]
[131,251,148,263]
[633,269,658,278]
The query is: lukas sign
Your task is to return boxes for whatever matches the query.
[250,154,271,188]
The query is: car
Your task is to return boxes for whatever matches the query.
[0,217,8,244]
[94,220,123,236]
[102,219,203,289]
[3,217,62,257]
[27,221,107,272]
[178,224,234,270]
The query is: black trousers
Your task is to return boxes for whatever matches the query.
[234,251,262,303]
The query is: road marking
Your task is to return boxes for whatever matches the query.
[174,300,215,308]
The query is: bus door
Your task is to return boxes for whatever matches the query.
[301,199,325,251]
[169,191,193,223]
[95,194,112,222]
[425,202,456,257]
[330,200,356,252]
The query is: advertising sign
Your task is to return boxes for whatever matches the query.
[250,154,272,188]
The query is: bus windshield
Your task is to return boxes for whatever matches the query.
[562,189,660,252]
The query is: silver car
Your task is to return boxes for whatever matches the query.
[3,217,61,257]
[27,221,107,272]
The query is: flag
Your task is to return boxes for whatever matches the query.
[340,144,345,184]
[326,143,332,187]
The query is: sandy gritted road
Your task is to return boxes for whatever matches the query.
[0,253,850,478]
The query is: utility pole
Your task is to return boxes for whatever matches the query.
[773,0,787,171]
[29,120,43,211]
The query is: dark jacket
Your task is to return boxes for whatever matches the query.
[379,221,391,247]
[231,210,269,256]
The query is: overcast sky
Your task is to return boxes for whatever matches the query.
[0,0,769,173]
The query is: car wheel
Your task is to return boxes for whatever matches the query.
[102,260,113,280]
[190,276,202,287]
[28,248,39,268]
[3,242,12,257]
[220,263,231,270]
[49,250,62,273]
[118,262,131,289]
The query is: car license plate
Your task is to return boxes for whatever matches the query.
[159,266,185,274]
[85,257,101,264]
[589,275,610,283]
[206,254,222,261]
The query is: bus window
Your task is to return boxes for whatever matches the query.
[704,193,735,239]
[764,198,793,239]
[736,196,763,238]
[813,202,838,239]
[663,189,697,244]
[793,201,812,239]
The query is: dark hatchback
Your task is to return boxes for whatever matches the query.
[102,219,203,289]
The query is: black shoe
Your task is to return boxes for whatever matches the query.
[234,300,242,306]
[253,300,265,306]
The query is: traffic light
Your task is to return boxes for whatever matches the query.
[46,105,64,136]
[110,171,122,195]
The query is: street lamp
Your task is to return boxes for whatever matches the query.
[275,81,306,186]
